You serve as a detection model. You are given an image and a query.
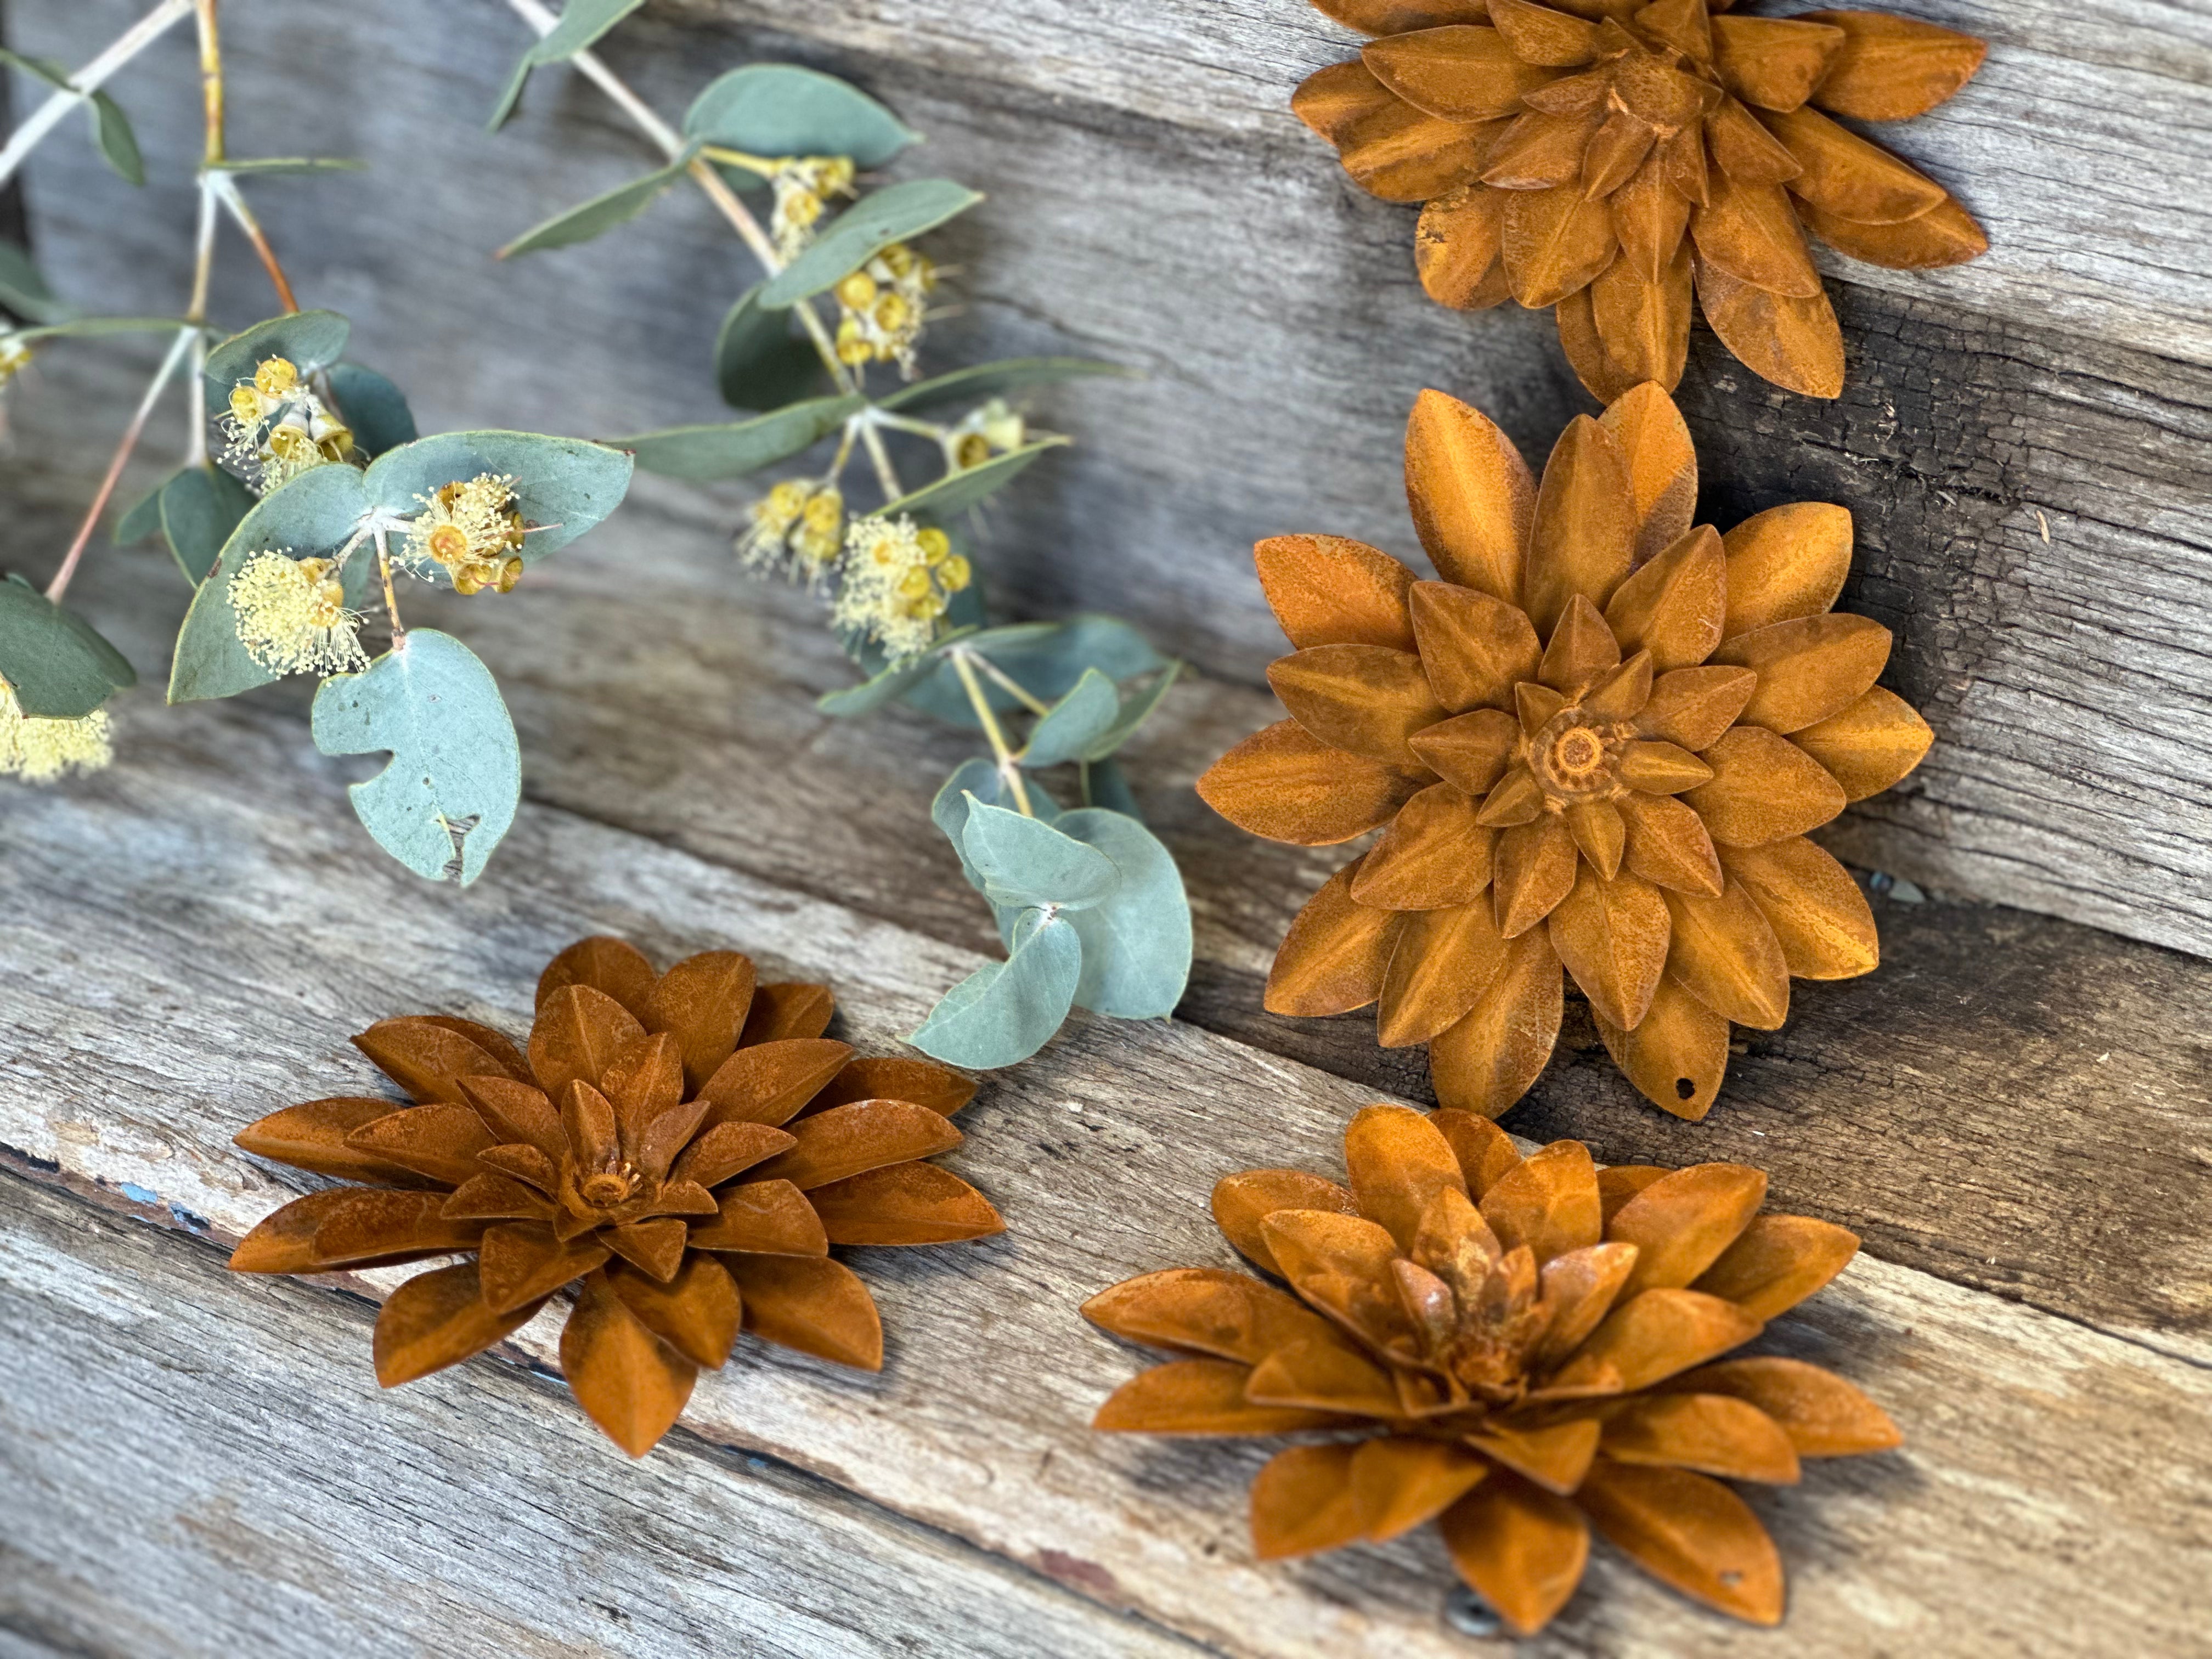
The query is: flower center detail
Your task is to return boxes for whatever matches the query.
[1531,709,1627,803]
[580,1165,639,1208]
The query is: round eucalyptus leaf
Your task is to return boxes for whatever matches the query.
[685,65,919,166]
[167,463,372,704]
[880,437,1067,525]
[159,464,256,585]
[906,909,1082,1070]
[931,757,1059,893]
[364,431,634,562]
[961,797,1119,911]
[0,574,136,719]
[311,630,519,886]
[496,152,694,259]
[612,393,861,481]
[1019,668,1120,769]
[715,283,828,412]
[326,363,418,459]
[1056,808,1192,1019]
[878,357,1131,414]
[204,311,351,403]
[759,179,982,308]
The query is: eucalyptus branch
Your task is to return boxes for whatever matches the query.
[498,0,904,501]
[950,647,1033,818]
[208,173,298,313]
[973,651,1050,717]
[44,325,195,602]
[0,0,193,190]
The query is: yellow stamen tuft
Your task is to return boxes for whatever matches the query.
[0,678,113,783]
[401,473,527,595]
[229,550,369,677]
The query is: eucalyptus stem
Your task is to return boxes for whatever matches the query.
[973,652,1049,716]
[194,0,224,162]
[0,0,194,190]
[44,325,195,602]
[377,535,405,643]
[950,647,1032,817]
[210,174,298,313]
[183,1,224,466]
[499,0,906,503]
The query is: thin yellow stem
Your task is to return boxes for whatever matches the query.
[950,648,1032,817]
[973,652,1050,716]
[213,177,298,313]
[378,536,405,643]
[194,0,224,163]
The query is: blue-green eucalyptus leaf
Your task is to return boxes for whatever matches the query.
[613,393,861,481]
[14,315,196,345]
[714,283,827,411]
[901,616,1169,728]
[932,757,1060,894]
[1081,659,1182,761]
[325,363,417,458]
[113,472,177,547]
[1020,668,1120,769]
[0,239,67,326]
[1080,756,1142,820]
[495,149,696,258]
[204,311,350,402]
[89,90,143,185]
[906,909,1081,1069]
[1055,808,1192,1019]
[217,156,365,176]
[167,463,372,704]
[0,573,136,719]
[685,65,918,166]
[159,464,256,584]
[759,179,981,307]
[961,797,1118,911]
[488,0,648,130]
[878,357,1131,414]
[311,630,519,885]
[364,431,633,562]
[816,624,975,716]
[879,436,1066,526]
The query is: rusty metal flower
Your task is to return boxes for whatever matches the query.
[1197,382,1931,1120]
[230,936,1002,1455]
[1294,0,1987,398]
[1087,1104,1899,1634]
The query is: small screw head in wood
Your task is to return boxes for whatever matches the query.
[1443,1584,1503,1639]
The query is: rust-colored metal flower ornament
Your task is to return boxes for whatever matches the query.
[1086,1104,1899,1634]
[1294,0,1987,398]
[229,936,1002,1456]
[1197,382,1931,1120]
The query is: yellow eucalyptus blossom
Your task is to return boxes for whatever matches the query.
[0,679,112,783]
[402,473,527,595]
[946,397,1027,471]
[769,156,856,259]
[831,242,937,377]
[831,515,971,665]
[229,549,369,676]
[218,355,355,495]
[740,480,843,577]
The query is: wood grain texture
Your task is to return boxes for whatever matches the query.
[5,435,2207,1358]
[10,0,2208,956]
[2,698,2210,1656]
[0,1170,1203,1659]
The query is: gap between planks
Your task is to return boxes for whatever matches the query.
[2,697,2209,1657]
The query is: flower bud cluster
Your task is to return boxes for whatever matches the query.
[833,242,936,377]
[770,156,856,260]
[830,513,972,665]
[219,356,354,494]
[740,479,845,577]
[945,397,1026,471]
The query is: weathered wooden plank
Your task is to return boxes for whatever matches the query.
[8,425,2209,1355]
[3,691,2210,1657]
[0,1170,1205,1659]
[10,0,2209,955]
[652,0,2212,362]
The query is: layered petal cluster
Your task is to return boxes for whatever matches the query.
[1294,0,1987,398]
[1087,1104,1898,1634]
[230,936,1002,1455]
[1197,383,1930,1119]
